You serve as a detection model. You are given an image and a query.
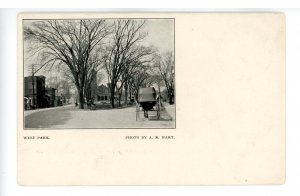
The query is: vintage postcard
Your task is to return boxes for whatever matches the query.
[17,13,285,185]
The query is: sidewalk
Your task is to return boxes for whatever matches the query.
[163,102,175,120]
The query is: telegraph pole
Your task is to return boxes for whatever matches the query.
[26,63,45,109]
[28,64,40,108]
[32,64,35,107]
[27,64,37,108]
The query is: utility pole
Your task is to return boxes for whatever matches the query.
[28,63,43,108]
[27,64,37,108]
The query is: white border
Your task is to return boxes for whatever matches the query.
[1,7,299,196]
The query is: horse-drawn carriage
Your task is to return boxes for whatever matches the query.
[136,87,161,120]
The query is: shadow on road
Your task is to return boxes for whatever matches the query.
[78,103,135,111]
[137,109,173,122]
[25,109,72,128]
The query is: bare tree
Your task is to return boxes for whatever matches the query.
[103,19,152,108]
[155,51,175,104]
[24,19,111,109]
[129,67,151,101]
[46,76,73,103]
[118,46,154,106]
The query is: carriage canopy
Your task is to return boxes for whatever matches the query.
[138,87,157,103]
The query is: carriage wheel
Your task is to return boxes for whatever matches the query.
[144,110,148,118]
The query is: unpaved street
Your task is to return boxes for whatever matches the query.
[25,104,175,129]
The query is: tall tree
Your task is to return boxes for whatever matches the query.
[103,19,151,107]
[128,65,152,101]
[155,51,175,104]
[24,19,111,109]
[118,47,154,106]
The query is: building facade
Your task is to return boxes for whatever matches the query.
[24,75,47,108]
[24,75,60,109]
[45,87,56,107]
[96,84,111,101]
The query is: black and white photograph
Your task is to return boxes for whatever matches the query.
[22,18,175,129]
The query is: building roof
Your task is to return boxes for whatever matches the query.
[97,84,110,94]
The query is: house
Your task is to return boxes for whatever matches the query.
[96,84,111,101]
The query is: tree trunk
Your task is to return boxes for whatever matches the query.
[129,85,132,101]
[78,87,85,109]
[118,87,123,107]
[169,94,173,105]
[110,83,115,108]
[135,92,138,102]
[124,83,128,105]
[168,88,174,105]
[118,94,121,107]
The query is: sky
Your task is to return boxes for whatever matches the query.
[24,19,174,79]
[142,19,174,53]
